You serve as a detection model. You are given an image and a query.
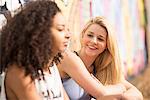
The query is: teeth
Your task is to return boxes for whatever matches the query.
[88,46,96,49]
[64,42,68,45]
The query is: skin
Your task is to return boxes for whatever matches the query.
[100,94,124,100]
[5,12,70,100]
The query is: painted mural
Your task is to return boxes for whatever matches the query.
[57,0,147,77]
[92,0,147,77]
[0,0,147,78]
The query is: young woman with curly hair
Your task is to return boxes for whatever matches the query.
[0,0,70,99]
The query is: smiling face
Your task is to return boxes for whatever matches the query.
[51,12,70,55]
[81,23,107,57]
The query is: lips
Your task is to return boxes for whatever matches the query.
[88,46,97,50]
[64,42,69,47]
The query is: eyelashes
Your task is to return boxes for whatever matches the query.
[87,34,104,41]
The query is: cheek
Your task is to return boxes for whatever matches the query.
[53,37,61,46]
[82,37,90,45]
[98,43,106,51]
[56,33,62,40]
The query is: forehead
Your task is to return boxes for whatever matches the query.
[86,24,107,37]
[52,12,66,26]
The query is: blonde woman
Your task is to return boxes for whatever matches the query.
[58,17,143,100]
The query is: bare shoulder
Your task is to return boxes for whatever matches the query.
[60,49,86,73]
[61,49,85,68]
[58,50,80,78]
[62,49,81,61]
[6,64,32,87]
[5,64,40,100]
[62,49,76,57]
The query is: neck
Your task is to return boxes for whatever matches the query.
[79,48,97,68]
[43,58,54,74]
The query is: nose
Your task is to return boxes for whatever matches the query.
[91,37,97,44]
[65,28,71,39]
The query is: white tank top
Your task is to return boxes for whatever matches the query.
[0,72,6,100]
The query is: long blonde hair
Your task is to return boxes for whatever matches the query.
[81,17,123,85]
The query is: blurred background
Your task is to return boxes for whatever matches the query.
[0,0,150,99]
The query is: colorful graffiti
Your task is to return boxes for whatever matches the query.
[0,0,147,77]
[92,0,147,77]
[59,0,147,77]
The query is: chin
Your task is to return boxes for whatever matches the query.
[89,53,97,56]
[59,48,66,52]
[86,51,98,56]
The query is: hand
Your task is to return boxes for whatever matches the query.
[96,94,123,100]
[121,84,143,100]
[104,83,126,95]
[117,83,127,93]
[121,92,141,100]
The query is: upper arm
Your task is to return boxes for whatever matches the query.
[6,67,41,100]
[62,85,69,100]
[59,50,106,98]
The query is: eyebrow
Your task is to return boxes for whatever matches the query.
[56,24,65,27]
[88,31,105,39]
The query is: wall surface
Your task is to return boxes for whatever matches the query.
[145,0,150,64]
[57,0,148,77]
[0,0,148,77]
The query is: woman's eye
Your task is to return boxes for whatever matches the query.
[97,38,103,41]
[87,34,93,37]
[58,29,64,31]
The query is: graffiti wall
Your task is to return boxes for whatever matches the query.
[0,0,147,77]
[145,0,150,64]
[57,0,147,77]
[0,0,23,29]
[91,0,147,77]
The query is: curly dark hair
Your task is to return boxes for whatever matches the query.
[0,0,61,79]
